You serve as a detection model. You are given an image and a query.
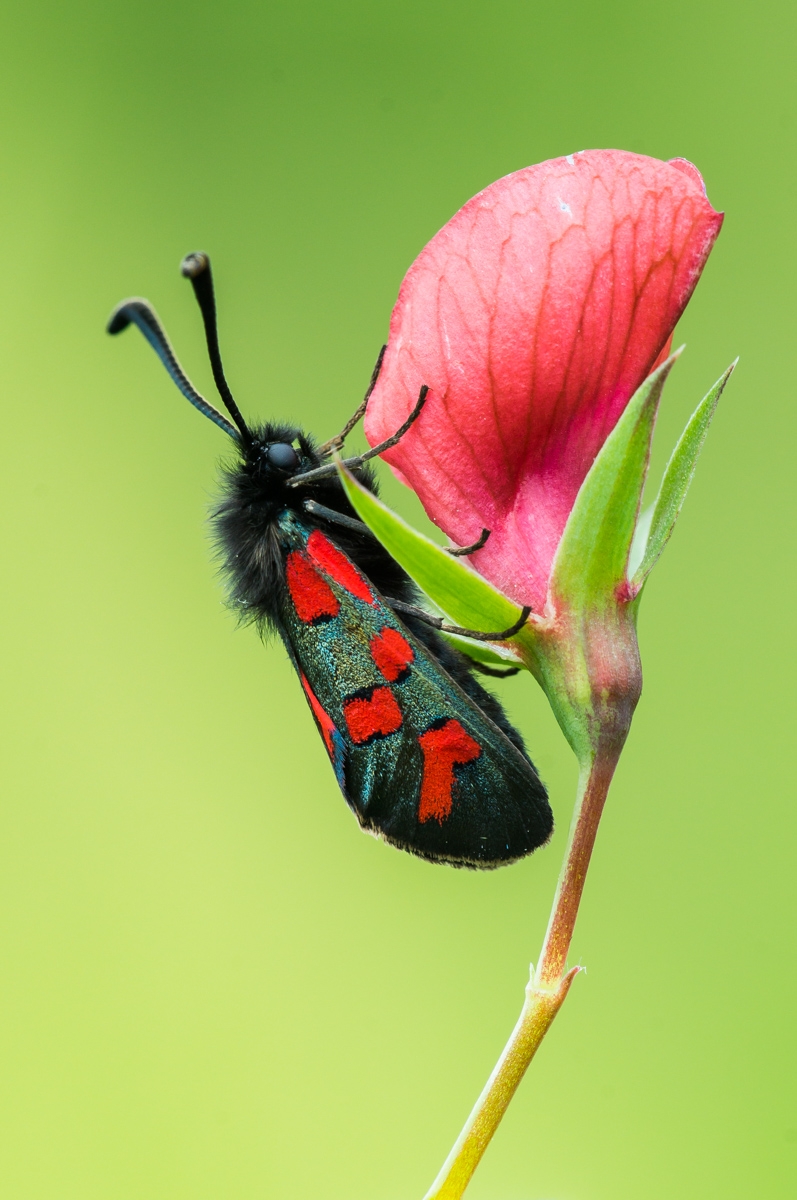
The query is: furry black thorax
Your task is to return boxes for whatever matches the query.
[212,421,413,628]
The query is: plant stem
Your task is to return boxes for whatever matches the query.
[536,747,620,987]
[423,747,620,1200]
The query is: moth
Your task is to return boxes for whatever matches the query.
[107,254,552,867]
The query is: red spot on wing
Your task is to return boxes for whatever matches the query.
[286,550,340,622]
[417,720,481,824]
[343,686,403,745]
[370,627,414,682]
[307,530,375,604]
[299,672,337,759]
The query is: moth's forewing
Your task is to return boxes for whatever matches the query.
[276,513,552,867]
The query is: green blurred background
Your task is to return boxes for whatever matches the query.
[0,1,793,1197]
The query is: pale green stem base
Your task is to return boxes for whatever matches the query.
[423,748,620,1200]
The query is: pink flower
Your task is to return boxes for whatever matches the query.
[364,150,723,611]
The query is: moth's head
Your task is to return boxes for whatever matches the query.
[257,441,300,472]
[243,431,313,488]
[242,412,324,480]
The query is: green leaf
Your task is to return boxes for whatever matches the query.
[631,361,736,590]
[549,353,679,608]
[335,461,526,637]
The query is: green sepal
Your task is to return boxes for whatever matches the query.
[335,459,524,636]
[630,361,736,591]
[440,631,527,669]
[549,353,678,609]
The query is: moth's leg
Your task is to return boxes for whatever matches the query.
[469,661,521,679]
[316,345,386,456]
[306,497,489,562]
[390,598,531,642]
[388,599,440,625]
[302,499,371,535]
[290,383,429,488]
[447,528,490,556]
[354,383,429,462]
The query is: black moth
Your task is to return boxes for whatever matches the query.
[108,254,552,867]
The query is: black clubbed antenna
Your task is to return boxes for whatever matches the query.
[181,252,253,446]
[107,298,241,441]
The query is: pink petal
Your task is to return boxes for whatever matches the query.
[364,150,723,610]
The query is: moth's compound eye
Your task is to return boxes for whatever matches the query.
[267,442,300,469]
